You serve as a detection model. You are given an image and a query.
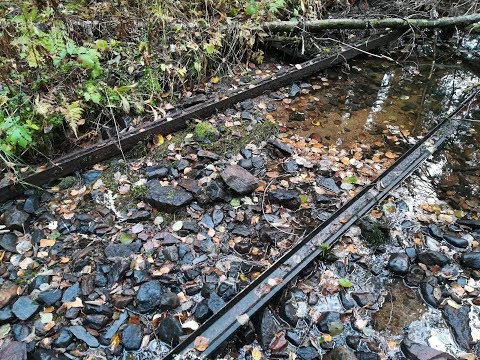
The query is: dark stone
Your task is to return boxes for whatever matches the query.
[220,165,259,195]
[238,158,253,170]
[387,253,409,275]
[268,140,293,156]
[206,181,229,202]
[38,289,62,306]
[23,196,40,214]
[207,293,225,313]
[317,177,340,194]
[176,159,189,171]
[234,241,250,254]
[194,301,212,323]
[104,311,128,340]
[162,246,178,262]
[283,161,298,173]
[289,110,305,122]
[200,214,215,229]
[324,347,357,360]
[12,324,30,341]
[68,325,99,347]
[55,328,74,348]
[251,156,265,169]
[197,150,220,160]
[65,308,80,319]
[104,242,141,259]
[107,260,130,287]
[212,209,224,225]
[231,225,251,236]
[84,314,109,330]
[240,99,254,111]
[346,336,362,350]
[457,219,480,229]
[268,189,301,210]
[0,341,27,360]
[0,233,18,253]
[12,296,39,320]
[351,292,378,307]
[254,308,276,349]
[145,182,193,212]
[405,265,426,287]
[339,291,356,310]
[83,170,102,184]
[417,251,450,267]
[290,83,301,97]
[156,317,184,346]
[62,283,81,302]
[160,292,180,310]
[400,339,456,360]
[296,346,319,360]
[32,348,68,360]
[428,224,443,240]
[316,311,342,333]
[442,233,468,248]
[127,210,151,222]
[280,301,299,327]
[145,166,169,179]
[420,283,439,308]
[241,111,254,121]
[136,280,166,313]
[461,252,480,270]
[3,208,29,231]
[355,352,379,360]
[405,247,417,261]
[285,331,301,346]
[316,195,331,204]
[443,305,473,350]
[122,324,143,350]
[178,178,202,195]
[0,306,14,324]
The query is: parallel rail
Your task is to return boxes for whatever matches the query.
[0,31,403,203]
[164,90,479,359]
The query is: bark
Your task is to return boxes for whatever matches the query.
[263,13,480,32]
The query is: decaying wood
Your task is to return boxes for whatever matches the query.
[264,13,480,32]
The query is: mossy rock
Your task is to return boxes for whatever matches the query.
[194,121,220,142]
[58,176,77,190]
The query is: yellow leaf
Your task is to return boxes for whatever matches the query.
[252,347,262,360]
[111,332,121,348]
[211,76,220,84]
[311,121,321,126]
[155,135,165,145]
[322,334,332,342]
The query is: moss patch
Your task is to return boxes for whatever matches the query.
[58,176,77,190]
[194,121,220,142]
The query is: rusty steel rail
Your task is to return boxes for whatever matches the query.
[0,30,403,203]
[163,89,479,359]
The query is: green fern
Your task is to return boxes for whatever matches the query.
[61,101,84,137]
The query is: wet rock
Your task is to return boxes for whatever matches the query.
[62,283,81,302]
[296,346,319,360]
[0,306,14,324]
[417,251,450,267]
[68,325,99,347]
[316,311,342,333]
[160,291,180,310]
[255,308,276,348]
[55,328,74,348]
[12,296,39,320]
[428,224,443,240]
[238,158,253,170]
[156,317,184,346]
[400,339,456,360]
[268,189,301,210]
[83,170,102,184]
[285,331,301,346]
[0,233,18,253]
[105,242,142,259]
[324,347,357,360]
[268,140,293,156]
[405,247,417,261]
[145,182,193,212]
[145,165,169,179]
[207,293,225,313]
[220,165,259,195]
[280,301,299,327]
[419,283,438,308]
[85,314,109,330]
[0,341,27,360]
[442,233,469,248]
[178,178,202,195]
[231,225,251,236]
[122,324,143,350]
[127,210,151,222]
[107,260,130,287]
[136,280,166,313]
[212,209,224,225]
[283,160,298,173]
[12,324,30,341]
[104,311,128,340]
[460,252,480,269]
[206,181,229,202]
[38,289,62,306]
[457,219,480,229]
[3,208,29,231]
[197,150,220,160]
[234,241,250,254]
[23,196,40,214]
[32,348,69,360]
[387,253,409,275]
[194,301,212,323]
[317,177,340,194]
[339,291,355,310]
[346,336,362,350]
[251,156,265,168]
[355,352,379,360]
[351,292,378,307]
[443,304,473,350]
[163,246,179,261]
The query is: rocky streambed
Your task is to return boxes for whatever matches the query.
[0,46,479,360]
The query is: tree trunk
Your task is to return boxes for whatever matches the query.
[263,13,480,33]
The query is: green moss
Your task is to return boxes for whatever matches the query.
[126,142,147,159]
[363,222,389,248]
[194,121,219,142]
[130,184,148,199]
[58,176,77,189]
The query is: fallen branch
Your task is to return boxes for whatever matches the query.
[264,13,480,32]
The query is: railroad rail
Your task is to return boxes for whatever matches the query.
[0,30,403,203]
[164,89,479,359]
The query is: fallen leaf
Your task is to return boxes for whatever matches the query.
[194,336,209,351]
[211,76,220,84]
[0,323,10,339]
[64,297,83,309]
[385,151,397,159]
[40,239,56,247]
[172,221,183,232]
[252,347,262,360]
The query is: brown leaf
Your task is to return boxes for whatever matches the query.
[0,285,19,308]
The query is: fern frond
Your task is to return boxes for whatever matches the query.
[33,95,53,116]
[61,101,84,137]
